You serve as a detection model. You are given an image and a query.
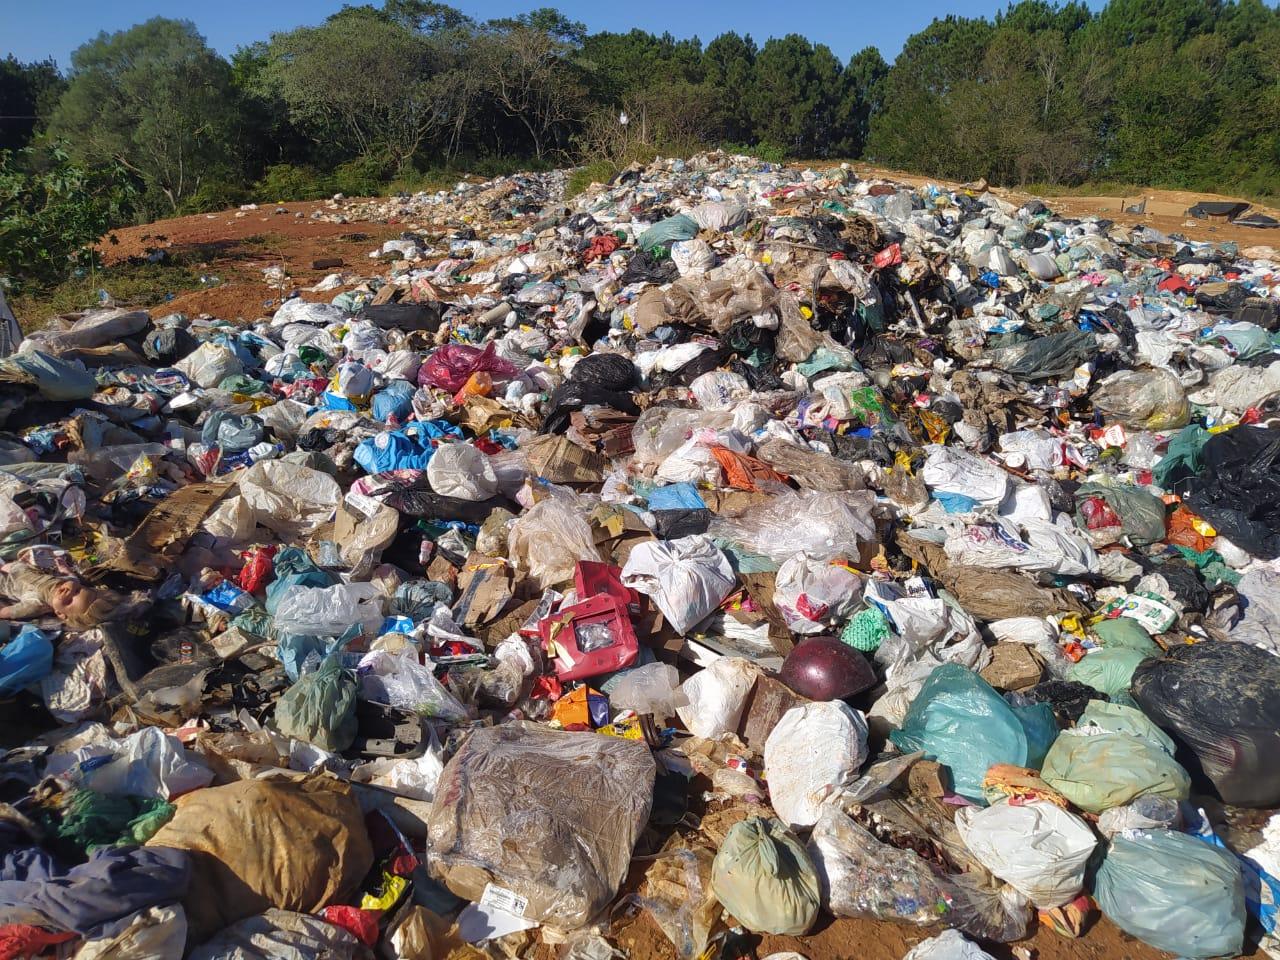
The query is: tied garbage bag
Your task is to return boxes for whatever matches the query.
[427,442,498,502]
[427,722,655,928]
[273,654,358,752]
[622,535,735,635]
[903,931,996,960]
[710,817,820,936]
[1067,646,1152,702]
[1040,727,1190,813]
[773,556,862,634]
[418,342,519,393]
[954,800,1097,907]
[1091,368,1190,430]
[764,701,869,829]
[1073,482,1166,546]
[889,665,1049,803]
[1183,426,1280,559]
[1094,830,1245,958]
[1131,640,1280,808]
[148,778,373,943]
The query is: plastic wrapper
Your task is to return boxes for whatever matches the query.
[709,489,876,564]
[710,817,820,935]
[427,722,655,928]
[1094,830,1245,958]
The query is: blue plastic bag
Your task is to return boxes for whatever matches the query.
[0,625,55,695]
[889,665,1041,802]
[1095,829,1245,958]
[371,381,415,423]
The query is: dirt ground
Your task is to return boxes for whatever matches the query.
[86,171,1278,960]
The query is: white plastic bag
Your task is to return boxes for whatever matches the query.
[174,342,242,388]
[271,298,347,327]
[671,239,716,275]
[239,460,340,537]
[427,443,498,502]
[75,905,187,960]
[200,494,256,542]
[921,446,1009,507]
[622,535,736,635]
[676,658,760,738]
[764,701,869,829]
[903,930,996,960]
[955,799,1097,907]
[82,727,214,800]
[773,556,862,634]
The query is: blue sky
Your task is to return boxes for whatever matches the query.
[3,0,1103,69]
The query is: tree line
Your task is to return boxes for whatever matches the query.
[3,0,1280,228]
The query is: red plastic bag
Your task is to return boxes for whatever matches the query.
[322,906,380,947]
[873,243,902,269]
[238,544,277,594]
[1080,495,1122,531]
[417,343,520,393]
[583,233,621,264]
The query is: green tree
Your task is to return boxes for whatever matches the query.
[750,35,846,157]
[703,32,758,144]
[0,144,137,292]
[47,18,240,214]
[0,57,65,153]
[838,47,889,157]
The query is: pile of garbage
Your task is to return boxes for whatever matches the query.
[2,151,1280,960]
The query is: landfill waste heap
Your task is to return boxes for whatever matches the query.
[0,151,1279,960]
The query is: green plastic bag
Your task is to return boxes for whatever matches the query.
[889,665,1043,803]
[1041,729,1189,813]
[1067,646,1151,702]
[1076,700,1176,754]
[274,653,358,752]
[1153,424,1210,490]
[711,817,820,936]
[1091,618,1161,656]
[1095,830,1245,958]
[637,214,698,254]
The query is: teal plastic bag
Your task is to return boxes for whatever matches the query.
[1095,830,1244,958]
[1010,701,1058,769]
[273,654,358,752]
[637,214,698,254]
[889,665,1037,803]
[1068,646,1151,702]
[0,625,54,695]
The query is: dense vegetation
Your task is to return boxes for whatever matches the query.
[3,0,1280,291]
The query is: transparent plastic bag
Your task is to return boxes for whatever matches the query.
[1091,367,1190,430]
[773,555,862,634]
[675,657,760,738]
[606,662,687,721]
[357,649,473,722]
[709,490,876,564]
[239,460,340,537]
[272,581,385,637]
[507,494,601,589]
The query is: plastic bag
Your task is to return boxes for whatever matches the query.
[74,904,187,960]
[83,726,213,800]
[921,447,1010,507]
[1091,368,1190,429]
[710,817,820,936]
[0,624,54,695]
[1182,426,1280,558]
[187,908,364,960]
[889,665,1042,803]
[175,342,243,388]
[427,442,498,502]
[1094,830,1245,958]
[426,721,655,928]
[709,490,876,564]
[239,461,340,537]
[676,657,760,738]
[357,649,472,722]
[1066,646,1150,702]
[508,494,601,589]
[1131,640,1280,808]
[418,342,520,393]
[605,662,687,721]
[1040,729,1190,813]
[273,582,385,637]
[273,654,358,752]
[773,556,862,634]
[903,931,996,960]
[954,800,1096,907]
[764,701,868,829]
[622,535,735,635]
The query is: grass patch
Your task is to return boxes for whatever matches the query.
[566,159,621,200]
[12,257,204,331]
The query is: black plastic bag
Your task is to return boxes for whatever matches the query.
[983,328,1095,380]
[1131,641,1280,807]
[1183,426,1280,559]
[1020,679,1105,726]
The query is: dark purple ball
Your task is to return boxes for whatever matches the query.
[779,636,876,701]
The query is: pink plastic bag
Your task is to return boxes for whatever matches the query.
[418,343,520,392]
